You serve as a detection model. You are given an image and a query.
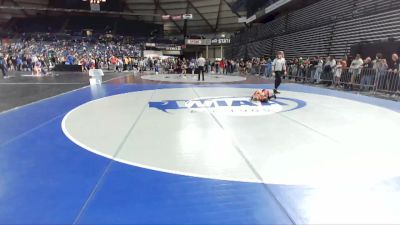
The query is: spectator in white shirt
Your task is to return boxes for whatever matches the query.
[314,56,324,83]
[349,54,363,90]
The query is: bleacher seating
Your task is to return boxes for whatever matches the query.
[246,38,273,59]
[330,8,400,59]
[12,17,65,33]
[273,26,332,59]
[66,16,116,34]
[286,0,353,33]
[9,16,163,38]
[228,0,400,59]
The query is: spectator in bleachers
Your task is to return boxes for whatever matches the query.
[349,54,363,90]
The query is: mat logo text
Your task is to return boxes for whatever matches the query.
[149,97,305,116]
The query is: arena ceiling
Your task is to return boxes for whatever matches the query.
[0,0,248,35]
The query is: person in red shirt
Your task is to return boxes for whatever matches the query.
[109,55,117,72]
[219,59,225,75]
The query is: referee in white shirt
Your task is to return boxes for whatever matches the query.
[272,51,287,94]
[197,55,206,81]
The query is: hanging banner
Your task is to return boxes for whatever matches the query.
[161,15,171,20]
[171,15,182,21]
[238,17,247,23]
[90,3,100,11]
[145,43,182,51]
[186,39,230,46]
[265,0,292,14]
[246,14,256,24]
[162,50,182,56]
[185,39,211,46]
[211,38,231,45]
[182,14,193,20]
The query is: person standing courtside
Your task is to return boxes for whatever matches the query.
[0,54,8,79]
[272,51,287,94]
[197,55,206,81]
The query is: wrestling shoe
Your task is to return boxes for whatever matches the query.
[273,89,280,94]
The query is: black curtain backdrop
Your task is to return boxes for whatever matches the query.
[351,40,400,61]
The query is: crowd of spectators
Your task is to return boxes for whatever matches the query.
[281,53,399,93]
[0,36,141,77]
[0,36,399,95]
[219,54,400,94]
[0,36,240,77]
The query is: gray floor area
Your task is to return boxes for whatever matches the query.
[0,71,127,113]
[0,71,269,113]
[141,73,247,83]
[2,70,398,113]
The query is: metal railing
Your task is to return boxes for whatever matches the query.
[281,65,400,98]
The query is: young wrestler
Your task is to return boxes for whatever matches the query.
[251,89,276,102]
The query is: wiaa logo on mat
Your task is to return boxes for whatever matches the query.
[149,96,306,116]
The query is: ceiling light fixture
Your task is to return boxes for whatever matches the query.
[83,0,106,3]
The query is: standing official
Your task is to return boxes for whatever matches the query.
[272,51,287,94]
[197,55,206,81]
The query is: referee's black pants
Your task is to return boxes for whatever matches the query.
[198,66,205,81]
[275,71,283,90]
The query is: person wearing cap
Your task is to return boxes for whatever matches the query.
[272,51,287,94]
